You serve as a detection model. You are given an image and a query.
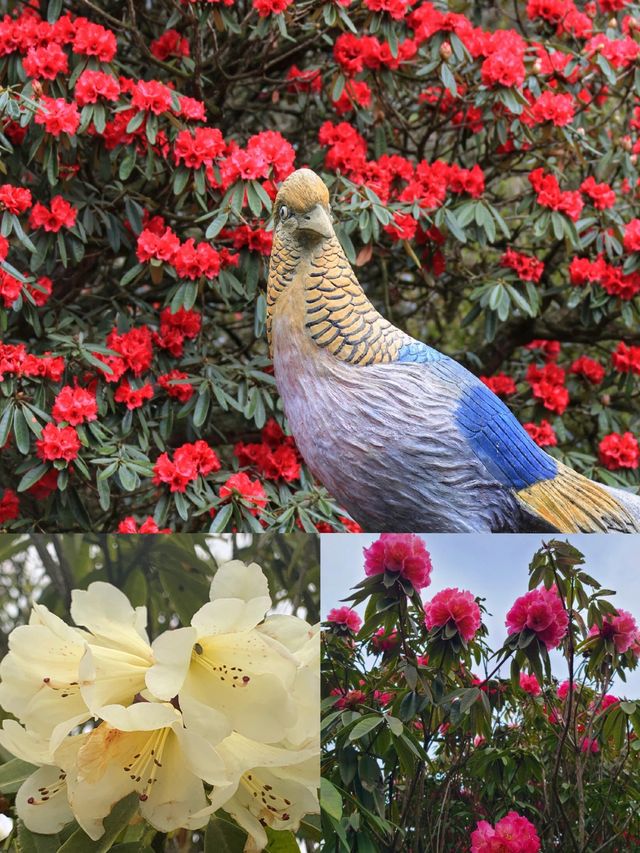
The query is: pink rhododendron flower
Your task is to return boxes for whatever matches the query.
[423,587,481,643]
[364,533,432,590]
[588,608,638,653]
[471,811,541,853]
[505,585,568,650]
[327,606,362,633]
[519,673,541,696]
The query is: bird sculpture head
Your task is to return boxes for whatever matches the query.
[273,169,334,248]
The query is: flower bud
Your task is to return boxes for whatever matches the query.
[439,41,452,61]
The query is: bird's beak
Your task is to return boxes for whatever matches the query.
[296,204,333,239]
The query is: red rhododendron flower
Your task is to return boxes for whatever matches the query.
[333,80,372,115]
[73,20,117,62]
[158,370,194,402]
[364,533,432,591]
[74,69,121,105]
[0,235,7,262]
[153,452,196,492]
[52,385,97,425]
[371,627,399,652]
[527,363,569,414]
[286,65,322,94]
[117,516,171,533]
[530,91,575,126]
[0,488,19,524]
[36,423,81,463]
[131,80,174,114]
[505,585,568,650]
[22,43,69,80]
[424,587,481,643]
[106,326,153,375]
[331,688,366,710]
[570,355,605,384]
[580,176,616,210]
[623,219,640,252]
[524,420,557,447]
[598,432,639,470]
[34,97,80,137]
[114,379,154,409]
[136,227,180,264]
[174,127,225,169]
[529,168,584,221]
[218,471,268,514]
[363,0,412,18]
[588,608,638,653]
[29,196,77,232]
[0,271,22,307]
[0,185,32,215]
[471,811,541,853]
[253,0,294,15]
[481,373,517,396]
[580,737,599,754]
[611,342,640,375]
[500,248,544,283]
[327,606,362,632]
[557,679,577,701]
[150,30,190,61]
[519,672,541,696]
[27,276,53,307]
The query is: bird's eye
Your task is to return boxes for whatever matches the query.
[279,205,289,221]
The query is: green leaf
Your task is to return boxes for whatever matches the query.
[0,757,37,793]
[17,463,49,493]
[204,817,247,853]
[385,715,403,736]
[320,777,343,822]
[13,405,30,454]
[58,793,139,853]
[265,828,300,852]
[348,715,383,741]
[16,822,60,853]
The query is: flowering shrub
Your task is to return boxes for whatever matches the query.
[321,535,640,851]
[0,533,320,852]
[2,1,640,531]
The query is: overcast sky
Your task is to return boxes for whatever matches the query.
[321,534,640,696]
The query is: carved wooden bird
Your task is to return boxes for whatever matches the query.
[267,168,640,532]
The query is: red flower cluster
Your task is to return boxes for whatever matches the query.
[150,30,190,61]
[598,432,639,470]
[424,587,481,643]
[36,423,81,463]
[106,326,153,376]
[158,370,194,402]
[505,585,568,650]
[364,533,432,591]
[500,248,544,283]
[29,196,77,233]
[156,307,201,357]
[611,342,640,375]
[153,440,221,492]
[117,516,171,533]
[218,471,268,514]
[480,373,517,396]
[519,672,541,696]
[234,418,301,483]
[524,420,557,447]
[0,343,64,382]
[526,0,592,38]
[569,255,640,300]
[136,224,225,281]
[75,69,120,106]
[529,168,583,221]
[0,271,22,308]
[623,219,640,253]
[527,362,569,414]
[529,90,575,126]
[570,355,605,384]
[22,43,69,80]
[114,380,154,410]
[52,386,97,425]
[580,177,616,210]
[0,185,32,215]
[0,489,19,524]
[34,97,79,137]
[286,65,322,94]
[333,33,417,77]
[174,127,225,169]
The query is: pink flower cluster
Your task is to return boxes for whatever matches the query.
[327,606,362,633]
[588,608,638,654]
[364,533,433,591]
[423,587,481,643]
[471,811,541,853]
[505,585,568,650]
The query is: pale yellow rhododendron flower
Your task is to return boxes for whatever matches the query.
[204,734,319,851]
[0,719,80,835]
[145,561,302,744]
[60,702,230,839]
[0,583,153,749]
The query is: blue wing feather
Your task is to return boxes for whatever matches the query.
[395,345,558,491]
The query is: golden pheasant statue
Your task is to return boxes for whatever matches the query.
[267,168,640,533]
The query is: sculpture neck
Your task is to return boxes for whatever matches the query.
[267,232,407,366]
